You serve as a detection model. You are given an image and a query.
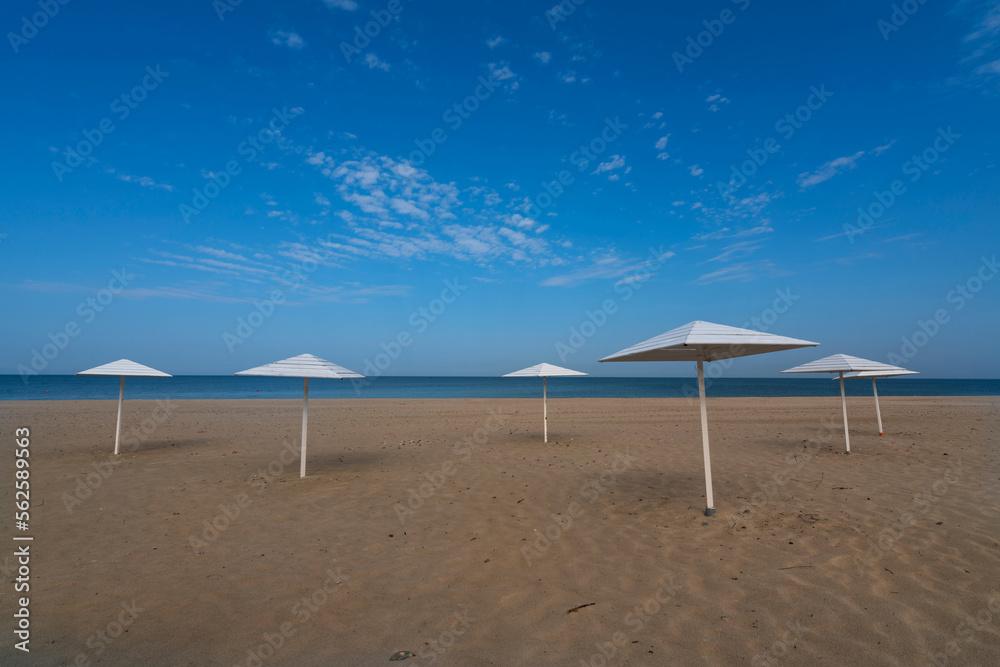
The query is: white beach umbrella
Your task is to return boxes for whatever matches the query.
[781,354,907,453]
[76,359,172,455]
[235,354,364,478]
[600,321,819,516]
[502,363,588,442]
[837,368,919,436]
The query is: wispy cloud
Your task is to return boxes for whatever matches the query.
[488,62,519,90]
[364,53,390,71]
[592,155,626,176]
[541,249,675,288]
[797,150,865,188]
[486,35,506,48]
[270,30,306,50]
[323,0,358,10]
[696,260,778,285]
[705,93,730,112]
[533,51,552,64]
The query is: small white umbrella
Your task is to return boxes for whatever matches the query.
[600,321,818,516]
[76,359,172,455]
[502,362,588,442]
[235,354,364,478]
[838,368,919,436]
[781,354,907,453]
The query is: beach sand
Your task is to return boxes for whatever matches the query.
[2,396,999,666]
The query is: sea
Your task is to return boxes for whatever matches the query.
[1,375,999,401]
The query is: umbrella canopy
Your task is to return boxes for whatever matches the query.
[838,368,919,436]
[782,355,908,451]
[76,359,172,455]
[502,363,587,442]
[236,354,364,477]
[601,321,819,516]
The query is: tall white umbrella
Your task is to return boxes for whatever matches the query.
[76,359,172,455]
[502,362,588,442]
[781,354,907,453]
[235,354,364,478]
[600,321,819,516]
[838,368,919,436]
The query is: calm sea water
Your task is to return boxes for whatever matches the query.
[1,375,998,401]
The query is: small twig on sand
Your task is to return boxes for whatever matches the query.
[814,473,824,488]
[567,603,596,614]
[777,565,815,570]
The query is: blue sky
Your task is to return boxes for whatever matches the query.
[2,0,998,378]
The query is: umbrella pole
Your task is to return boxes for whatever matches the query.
[872,377,884,436]
[114,376,124,456]
[697,361,715,516]
[543,376,548,443]
[839,371,851,454]
[300,377,309,478]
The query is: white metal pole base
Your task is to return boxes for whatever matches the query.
[697,360,715,516]
[839,372,851,454]
[543,376,548,444]
[872,377,884,436]
[300,377,309,478]
[114,376,125,456]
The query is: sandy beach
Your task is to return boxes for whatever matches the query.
[2,395,999,666]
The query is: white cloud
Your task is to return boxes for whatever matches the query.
[541,249,675,287]
[323,0,358,10]
[487,35,506,48]
[652,111,663,119]
[696,260,777,285]
[534,51,552,64]
[693,225,773,242]
[689,165,704,177]
[655,135,669,150]
[592,155,626,175]
[488,62,519,90]
[364,53,390,71]
[796,150,865,188]
[705,93,730,112]
[270,30,306,50]
[314,192,331,207]
[115,172,174,191]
